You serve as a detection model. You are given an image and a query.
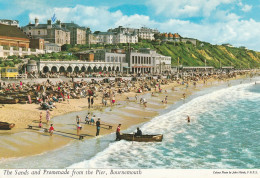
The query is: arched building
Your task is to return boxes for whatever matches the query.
[37,60,123,73]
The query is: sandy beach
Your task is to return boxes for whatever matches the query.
[0,74,248,159]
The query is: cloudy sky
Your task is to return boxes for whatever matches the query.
[1,0,260,51]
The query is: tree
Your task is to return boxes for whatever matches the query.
[61,44,72,51]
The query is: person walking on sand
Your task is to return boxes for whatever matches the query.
[116,124,121,141]
[76,122,82,136]
[49,124,54,136]
[96,118,101,136]
[46,109,50,124]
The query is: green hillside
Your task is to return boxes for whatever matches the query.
[141,40,260,68]
[62,40,260,69]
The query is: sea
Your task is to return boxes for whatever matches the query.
[1,77,259,169]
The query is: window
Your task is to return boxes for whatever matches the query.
[138,57,140,64]
[38,31,40,35]
[132,56,134,64]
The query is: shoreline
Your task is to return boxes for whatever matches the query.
[0,74,252,159]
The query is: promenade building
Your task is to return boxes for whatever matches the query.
[22,18,70,46]
[126,48,171,74]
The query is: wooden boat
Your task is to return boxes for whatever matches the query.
[119,134,163,142]
[0,122,15,130]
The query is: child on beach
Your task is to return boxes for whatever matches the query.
[85,112,90,124]
[49,124,54,136]
[91,115,95,126]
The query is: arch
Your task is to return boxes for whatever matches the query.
[98,66,102,72]
[87,66,92,72]
[43,66,49,73]
[81,66,86,72]
[93,66,97,72]
[108,66,111,71]
[74,66,80,73]
[67,66,73,72]
[116,66,120,71]
[103,66,107,71]
[59,66,66,73]
[51,66,58,72]
[112,66,115,71]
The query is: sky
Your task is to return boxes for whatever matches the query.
[1,0,260,51]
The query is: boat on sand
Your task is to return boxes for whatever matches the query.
[0,122,15,130]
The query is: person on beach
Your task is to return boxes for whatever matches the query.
[111,95,115,105]
[116,124,121,141]
[91,96,94,106]
[135,94,138,101]
[183,93,186,99]
[88,97,91,108]
[91,115,95,126]
[164,96,168,104]
[76,122,82,136]
[187,116,190,123]
[76,115,81,123]
[46,109,50,124]
[39,121,43,128]
[19,81,23,89]
[96,118,101,136]
[49,124,54,136]
[39,112,42,121]
[143,98,147,107]
[85,112,90,124]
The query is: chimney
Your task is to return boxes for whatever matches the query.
[47,20,52,29]
[56,20,61,28]
[35,18,39,27]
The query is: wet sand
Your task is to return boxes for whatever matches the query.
[0,75,247,159]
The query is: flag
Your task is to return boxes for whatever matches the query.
[51,14,57,23]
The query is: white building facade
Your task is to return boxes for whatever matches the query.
[127,48,171,74]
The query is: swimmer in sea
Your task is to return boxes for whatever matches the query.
[187,116,190,123]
